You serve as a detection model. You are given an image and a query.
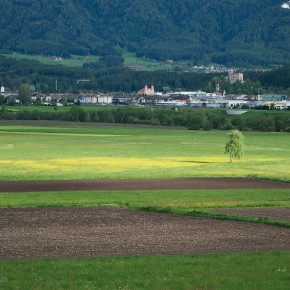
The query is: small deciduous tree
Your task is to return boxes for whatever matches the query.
[18,84,31,105]
[224,130,244,163]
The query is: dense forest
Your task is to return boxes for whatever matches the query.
[1,56,290,94]
[1,0,290,66]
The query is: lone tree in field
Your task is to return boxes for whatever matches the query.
[224,130,244,163]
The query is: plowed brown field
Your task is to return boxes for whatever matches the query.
[1,207,290,260]
[1,177,290,192]
[1,178,289,259]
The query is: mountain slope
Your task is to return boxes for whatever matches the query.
[1,0,290,65]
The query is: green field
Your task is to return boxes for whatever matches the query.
[1,189,289,210]
[123,52,174,71]
[1,52,100,67]
[1,123,289,289]
[0,251,289,290]
[1,51,173,71]
[0,124,289,181]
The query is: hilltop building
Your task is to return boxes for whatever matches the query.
[228,71,244,84]
[1,85,4,93]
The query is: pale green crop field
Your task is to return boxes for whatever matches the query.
[0,124,289,181]
[123,51,174,71]
[2,51,172,70]
[1,53,100,67]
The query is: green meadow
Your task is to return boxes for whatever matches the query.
[1,123,290,289]
[0,252,289,290]
[1,53,100,67]
[0,124,290,181]
[1,51,172,71]
[1,189,289,210]
[123,51,174,71]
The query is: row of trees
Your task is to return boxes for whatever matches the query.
[1,107,289,133]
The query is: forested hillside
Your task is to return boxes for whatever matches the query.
[1,0,290,66]
[1,55,290,93]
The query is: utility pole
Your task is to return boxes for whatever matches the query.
[55,78,58,92]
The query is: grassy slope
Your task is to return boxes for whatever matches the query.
[1,53,100,67]
[123,51,174,71]
[0,124,289,181]
[1,51,173,71]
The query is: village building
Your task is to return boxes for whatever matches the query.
[138,85,155,96]
[228,71,244,84]
[75,93,113,105]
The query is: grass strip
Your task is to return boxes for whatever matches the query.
[0,251,289,290]
[1,189,289,209]
[136,206,290,229]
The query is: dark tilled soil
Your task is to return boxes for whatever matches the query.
[1,207,290,260]
[1,177,290,193]
[211,207,290,222]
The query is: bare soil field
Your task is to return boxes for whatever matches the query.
[1,177,290,193]
[211,207,290,222]
[1,207,290,260]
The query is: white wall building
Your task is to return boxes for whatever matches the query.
[228,72,244,84]
[97,95,113,104]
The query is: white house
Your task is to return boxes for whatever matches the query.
[76,93,112,105]
[97,95,113,104]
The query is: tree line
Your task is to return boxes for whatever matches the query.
[1,106,289,133]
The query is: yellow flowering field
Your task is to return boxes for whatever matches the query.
[0,124,289,181]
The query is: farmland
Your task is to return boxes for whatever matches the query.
[0,122,290,289]
[1,51,174,71]
[1,53,100,67]
[0,122,290,181]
